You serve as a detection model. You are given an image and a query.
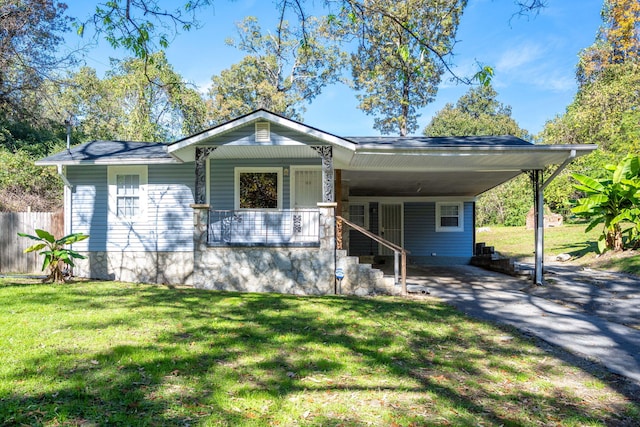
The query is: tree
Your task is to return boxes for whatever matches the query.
[424,84,529,138]
[572,155,640,252]
[56,52,207,142]
[577,0,640,85]
[0,148,63,212]
[0,0,74,122]
[341,0,467,135]
[207,16,345,124]
[78,0,212,60]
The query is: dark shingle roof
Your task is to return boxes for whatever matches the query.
[37,134,533,166]
[346,135,532,148]
[36,140,174,164]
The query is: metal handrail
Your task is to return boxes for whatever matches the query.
[336,215,409,296]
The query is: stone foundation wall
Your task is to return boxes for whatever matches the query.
[189,202,338,295]
[74,251,194,285]
[193,247,335,294]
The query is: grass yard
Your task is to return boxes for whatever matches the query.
[1,279,640,426]
[477,223,640,276]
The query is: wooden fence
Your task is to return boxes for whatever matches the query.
[0,210,64,274]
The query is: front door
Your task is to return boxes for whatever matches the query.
[379,203,402,255]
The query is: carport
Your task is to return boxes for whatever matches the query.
[339,137,597,285]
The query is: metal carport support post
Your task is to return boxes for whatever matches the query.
[530,149,576,286]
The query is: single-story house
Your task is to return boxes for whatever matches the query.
[36,109,596,295]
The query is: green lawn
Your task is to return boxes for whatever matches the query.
[477,223,640,276]
[1,279,639,426]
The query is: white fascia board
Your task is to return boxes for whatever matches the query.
[354,143,597,155]
[35,158,181,166]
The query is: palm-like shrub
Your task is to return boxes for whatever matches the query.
[572,155,640,252]
[18,229,89,283]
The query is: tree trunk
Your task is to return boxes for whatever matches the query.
[607,225,624,251]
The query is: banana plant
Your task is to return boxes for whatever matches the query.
[17,229,89,283]
[572,155,640,252]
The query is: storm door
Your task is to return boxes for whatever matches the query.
[379,203,402,255]
[291,168,322,241]
[292,168,322,208]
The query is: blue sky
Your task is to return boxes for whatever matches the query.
[64,0,604,138]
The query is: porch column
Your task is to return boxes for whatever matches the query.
[335,169,343,249]
[311,146,334,202]
[195,147,217,204]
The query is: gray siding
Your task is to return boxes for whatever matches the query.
[209,158,320,210]
[348,201,473,264]
[68,166,108,252]
[67,163,195,252]
[348,202,378,256]
[404,201,473,264]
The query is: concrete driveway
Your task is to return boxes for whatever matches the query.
[400,264,640,385]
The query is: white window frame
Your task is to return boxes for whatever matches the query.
[435,201,464,232]
[108,165,148,220]
[234,167,283,210]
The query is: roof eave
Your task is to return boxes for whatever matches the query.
[35,158,181,166]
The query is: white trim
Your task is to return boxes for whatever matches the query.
[35,158,179,166]
[107,165,148,221]
[234,167,283,210]
[289,165,322,209]
[63,166,72,237]
[435,201,464,232]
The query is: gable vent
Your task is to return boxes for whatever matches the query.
[255,122,270,142]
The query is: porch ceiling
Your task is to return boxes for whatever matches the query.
[340,145,597,198]
[343,170,524,197]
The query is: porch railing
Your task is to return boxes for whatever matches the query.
[208,209,320,246]
[337,215,409,296]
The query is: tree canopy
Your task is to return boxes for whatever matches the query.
[55,52,207,142]
[424,85,528,138]
[0,0,73,122]
[577,0,640,86]
[207,16,345,124]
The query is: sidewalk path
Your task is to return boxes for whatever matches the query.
[403,265,640,384]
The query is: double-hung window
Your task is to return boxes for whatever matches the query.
[116,174,140,217]
[435,201,464,232]
[108,166,147,219]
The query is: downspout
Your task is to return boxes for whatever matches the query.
[57,164,73,189]
[532,149,576,285]
[57,165,73,237]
